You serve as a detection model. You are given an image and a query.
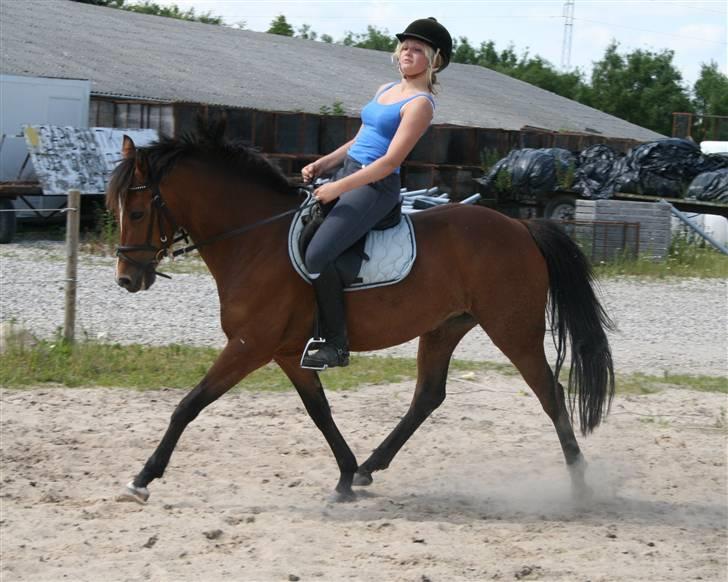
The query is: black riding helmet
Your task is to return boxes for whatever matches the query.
[395,17,452,71]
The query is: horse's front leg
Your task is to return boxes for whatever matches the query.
[119,338,270,504]
[275,355,358,502]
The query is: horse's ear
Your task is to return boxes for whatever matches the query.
[122,135,147,175]
[122,135,136,159]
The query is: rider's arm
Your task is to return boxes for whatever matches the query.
[302,128,362,182]
[302,83,392,182]
[318,133,359,172]
[315,97,433,201]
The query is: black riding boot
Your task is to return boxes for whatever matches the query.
[301,265,350,370]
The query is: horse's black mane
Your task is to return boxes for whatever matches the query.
[107,119,293,210]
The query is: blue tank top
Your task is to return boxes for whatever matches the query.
[348,82,435,174]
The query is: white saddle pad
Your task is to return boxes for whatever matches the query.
[288,196,417,291]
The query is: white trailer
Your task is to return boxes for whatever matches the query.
[0,74,91,241]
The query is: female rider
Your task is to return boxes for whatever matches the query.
[300,17,452,370]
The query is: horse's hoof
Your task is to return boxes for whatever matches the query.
[332,488,357,503]
[116,481,150,505]
[352,471,373,487]
[572,483,594,506]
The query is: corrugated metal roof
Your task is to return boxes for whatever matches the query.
[0,0,664,141]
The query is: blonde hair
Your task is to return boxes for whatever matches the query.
[393,40,444,94]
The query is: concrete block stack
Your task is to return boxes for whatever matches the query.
[575,199,672,261]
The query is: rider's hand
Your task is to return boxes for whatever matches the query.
[301,161,319,183]
[314,181,344,204]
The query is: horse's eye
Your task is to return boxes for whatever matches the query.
[130,210,145,221]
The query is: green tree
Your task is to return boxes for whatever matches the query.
[583,41,692,135]
[693,61,728,116]
[70,0,123,5]
[511,55,586,101]
[296,24,317,41]
[690,61,728,140]
[69,0,223,24]
[453,37,586,101]
[480,41,519,71]
[342,26,397,52]
[452,37,478,65]
[267,14,294,36]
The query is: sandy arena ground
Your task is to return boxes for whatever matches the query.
[1,373,726,582]
[1,241,727,580]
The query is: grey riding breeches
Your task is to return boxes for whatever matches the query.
[304,156,401,275]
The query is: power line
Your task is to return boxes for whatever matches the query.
[572,16,728,45]
[194,1,727,49]
[239,14,563,20]
[241,13,726,49]
[643,0,728,16]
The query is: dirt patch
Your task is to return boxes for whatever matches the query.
[1,375,726,581]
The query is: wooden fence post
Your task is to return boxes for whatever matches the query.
[63,190,81,343]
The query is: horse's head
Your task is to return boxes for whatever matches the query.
[107,136,177,293]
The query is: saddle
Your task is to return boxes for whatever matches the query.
[288,195,417,291]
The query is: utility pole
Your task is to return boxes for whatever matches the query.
[561,0,575,71]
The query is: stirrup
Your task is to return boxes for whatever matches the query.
[300,337,349,370]
[300,337,328,370]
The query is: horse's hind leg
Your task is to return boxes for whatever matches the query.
[552,381,592,500]
[493,333,591,500]
[120,339,270,504]
[353,314,476,486]
[275,356,358,502]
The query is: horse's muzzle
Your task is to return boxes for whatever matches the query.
[116,268,156,293]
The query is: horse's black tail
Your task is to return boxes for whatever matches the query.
[525,219,616,435]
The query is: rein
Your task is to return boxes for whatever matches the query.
[116,183,317,279]
[171,195,316,258]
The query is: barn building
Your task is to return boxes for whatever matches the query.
[1,0,663,198]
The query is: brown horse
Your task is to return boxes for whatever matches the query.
[108,126,614,504]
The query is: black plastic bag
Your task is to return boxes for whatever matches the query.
[477,139,728,202]
[572,144,621,199]
[612,138,704,198]
[696,153,728,173]
[476,148,576,197]
[686,169,728,203]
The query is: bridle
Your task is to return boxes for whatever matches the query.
[116,182,319,279]
[115,183,181,279]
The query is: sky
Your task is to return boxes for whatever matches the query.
[152,0,727,88]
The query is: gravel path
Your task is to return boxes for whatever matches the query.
[1,240,726,376]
